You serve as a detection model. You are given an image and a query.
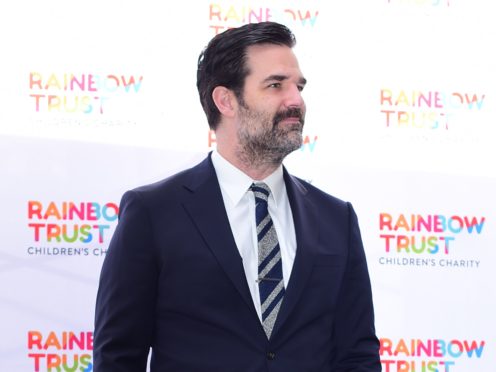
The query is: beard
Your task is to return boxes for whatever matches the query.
[236,103,305,167]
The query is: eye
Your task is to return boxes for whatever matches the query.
[297,85,305,92]
[268,82,281,89]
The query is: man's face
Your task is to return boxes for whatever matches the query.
[234,44,307,166]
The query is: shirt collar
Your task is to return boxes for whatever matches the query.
[211,150,285,208]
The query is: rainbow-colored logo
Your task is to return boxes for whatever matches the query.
[27,200,118,256]
[379,213,485,254]
[380,89,485,129]
[208,3,319,35]
[29,72,143,114]
[380,337,485,371]
[28,330,93,372]
[378,212,485,268]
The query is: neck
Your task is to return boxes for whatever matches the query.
[217,145,281,181]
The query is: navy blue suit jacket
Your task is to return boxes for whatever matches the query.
[94,154,380,371]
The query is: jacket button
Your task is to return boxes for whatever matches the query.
[267,351,276,360]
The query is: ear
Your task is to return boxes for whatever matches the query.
[212,86,236,118]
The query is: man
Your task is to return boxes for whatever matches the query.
[94,22,381,371]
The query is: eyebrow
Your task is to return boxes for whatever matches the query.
[262,74,307,86]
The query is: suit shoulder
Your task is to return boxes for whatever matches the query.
[132,168,190,195]
[125,155,213,204]
[290,174,349,209]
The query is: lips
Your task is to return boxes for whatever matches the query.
[279,117,301,124]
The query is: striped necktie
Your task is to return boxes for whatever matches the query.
[250,182,285,339]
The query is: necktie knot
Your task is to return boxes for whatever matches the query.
[250,182,270,203]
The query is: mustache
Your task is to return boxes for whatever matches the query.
[273,107,305,125]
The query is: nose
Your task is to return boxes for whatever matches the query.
[284,83,305,109]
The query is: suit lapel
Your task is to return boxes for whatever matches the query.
[181,155,258,318]
[271,169,319,338]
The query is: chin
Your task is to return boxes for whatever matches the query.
[285,138,303,153]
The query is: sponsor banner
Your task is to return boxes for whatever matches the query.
[0,1,495,370]
[0,136,205,370]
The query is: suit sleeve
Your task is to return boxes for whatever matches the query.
[93,190,159,371]
[331,202,381,371]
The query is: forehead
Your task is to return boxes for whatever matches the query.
[244,44,303,80]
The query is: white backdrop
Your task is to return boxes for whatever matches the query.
[0,1,494,371]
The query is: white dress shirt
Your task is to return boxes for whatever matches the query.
[211,150,297,321]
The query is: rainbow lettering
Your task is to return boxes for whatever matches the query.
[380,89,485,129]
[29,72,143,114]
[300,135,318,152]
[380,337,485,371]
[28,201,118,244]
[379,213,485,254]
[208,3,319,35]
[28,330,93,372]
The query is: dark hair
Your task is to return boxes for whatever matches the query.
[197,22,296,130]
